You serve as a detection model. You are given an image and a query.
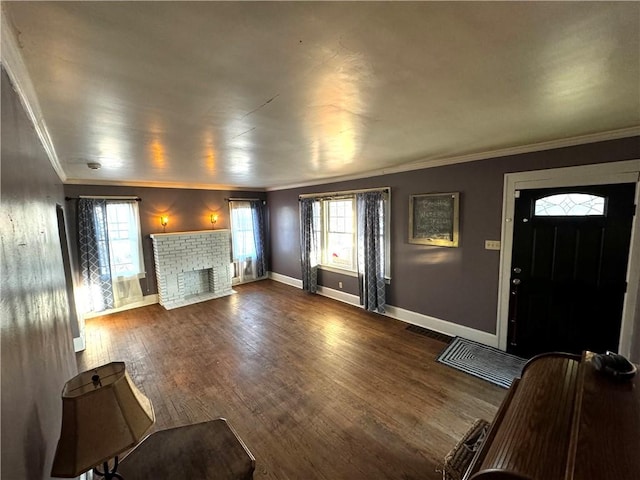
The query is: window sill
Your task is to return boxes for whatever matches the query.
[318,265,358,278]
[318,265,392,283]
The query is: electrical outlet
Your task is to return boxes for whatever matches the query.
[338,281,343,289]
[485,240,501,250]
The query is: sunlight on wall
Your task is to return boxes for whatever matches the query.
[411,249,459,265]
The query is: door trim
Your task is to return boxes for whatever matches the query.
[497,159,640,355]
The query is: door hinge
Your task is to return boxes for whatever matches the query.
[515,190,521,198]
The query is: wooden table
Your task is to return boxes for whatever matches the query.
[118,418,255,479]
[464,351,639,480]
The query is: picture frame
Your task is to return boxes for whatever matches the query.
[409,192,460,247]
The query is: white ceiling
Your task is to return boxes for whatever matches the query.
[2,2,639,190]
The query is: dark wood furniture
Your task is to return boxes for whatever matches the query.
[464,351,639,480]
[118,418,255,479]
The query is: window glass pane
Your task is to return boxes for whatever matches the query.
[534,193,605,216]
[230,203,256,259]
[324,199,355,270]
[105,202,144,277]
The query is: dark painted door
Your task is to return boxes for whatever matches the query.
[508,183,636,358]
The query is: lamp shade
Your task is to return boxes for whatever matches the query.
[51,362,155,478]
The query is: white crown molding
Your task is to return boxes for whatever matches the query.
[63,177,267,192]
[267,126,640,191]
[1,8,66,182]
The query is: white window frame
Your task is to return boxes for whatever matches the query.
[307,189,391,280]
[105,202,145,278]
[320,198,357,273]
[229,201,257,260]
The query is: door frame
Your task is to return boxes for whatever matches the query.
[497,159,640,356]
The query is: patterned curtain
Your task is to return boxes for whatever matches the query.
[300,198,320,293]
[250,200,267,278]
[356,191,386,313]
[78,198,114,312]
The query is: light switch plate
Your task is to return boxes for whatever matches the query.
[485,240,501,250]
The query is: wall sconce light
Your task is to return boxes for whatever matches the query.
[160,215,169,232]
[210,213,219,229]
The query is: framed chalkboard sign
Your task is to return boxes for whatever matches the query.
[409,192,460,247]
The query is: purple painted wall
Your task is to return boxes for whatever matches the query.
[1,68,78,479]
[63,184,267,296]
[268,137,640,335]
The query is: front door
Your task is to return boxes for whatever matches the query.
[508,183,636,358]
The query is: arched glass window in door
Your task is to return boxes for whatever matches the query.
[534,193,606,216]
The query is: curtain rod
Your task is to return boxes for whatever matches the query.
[225,197,264,202]
[298,186,390,200]
[65,195,141,201]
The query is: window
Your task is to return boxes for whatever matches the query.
[300,189,389,310]
[229,202,257,259]
[78,198,145,313]
[534,193,606,216]
[323,199,356,271]
[312,194,389,277]
[105,202,144,276]
[228,199,268,283]
[91,201,145,278]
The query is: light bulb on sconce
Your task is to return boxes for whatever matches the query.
[160,215,169,232]
[210,213,219,229]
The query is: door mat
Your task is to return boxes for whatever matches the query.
[436,337,527,389]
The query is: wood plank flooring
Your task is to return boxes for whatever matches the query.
[77,280,505,480]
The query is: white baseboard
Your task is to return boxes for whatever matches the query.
[84,294,159,319]
[268,271,499,348]
[73,332,86,353]
[317,285,361,306]
[384,305,499,347]
[268,272,360,305]
[268,271,303,288]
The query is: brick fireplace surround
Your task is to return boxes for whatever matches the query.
[150,230,233,309]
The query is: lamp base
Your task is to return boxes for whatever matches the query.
[93,456,124,480]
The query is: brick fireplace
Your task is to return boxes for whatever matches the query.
[150,230,233,309]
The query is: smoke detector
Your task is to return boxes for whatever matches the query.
[87,162,102,170]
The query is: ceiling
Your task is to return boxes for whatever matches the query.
[2,2,639,190]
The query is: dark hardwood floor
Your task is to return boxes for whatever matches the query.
[77,280,505,480]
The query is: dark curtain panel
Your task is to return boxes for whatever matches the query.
[299,198,320,293]
[356,191,386,312]
[250,200,267,278]
[78,198,113,312]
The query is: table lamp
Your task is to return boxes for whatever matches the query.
[51,362,155,479]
